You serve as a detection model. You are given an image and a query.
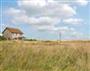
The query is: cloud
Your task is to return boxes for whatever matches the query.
[18,0,48,7]
[53,27,75,34]
[69,31,85,40]
[18,0,56,8]
[5,8,25,16]
[29,17,60,26]
[5,8,28,24]
[6,8,60,27]
[5,8,76,34]
[6,8,76,34]
[38,26,75,34]
[4,0,88,38]
[63,18,83,24]
[18,0,76,18]
[76,0,88,6]
[54,0,88,6]
[43,4,76,18]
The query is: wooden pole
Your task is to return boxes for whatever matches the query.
[58,32,61,46]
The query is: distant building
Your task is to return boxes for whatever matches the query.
[2,27,24,40]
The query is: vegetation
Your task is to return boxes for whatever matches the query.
[0,36,6,41]
[24,38,37,41]
[0,41,90,71]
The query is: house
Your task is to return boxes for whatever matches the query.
[2,27,24,40]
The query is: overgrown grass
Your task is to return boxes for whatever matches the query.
[0,41,90,71]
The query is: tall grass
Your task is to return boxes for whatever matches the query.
[0,41,90,71]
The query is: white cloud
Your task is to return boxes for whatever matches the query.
[18,0,48,7]
[63,18,83,24]
[42,4,76,18]
[2,0,89,40]
[6,8,76,34]
[4,6,80,35]
[54,0,88,6]
[18,0,76,18]
[54,27,75,34]
[76,0,88,6]
[5,0,87,37]
[16,0,77,30]
[69,31,85,40]
[6,8,24,16]
[6,8,60,27]
[5,8,28,24]
[38,26,75,34]
[28,17,60,26]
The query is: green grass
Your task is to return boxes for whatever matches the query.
[0,41,90,71]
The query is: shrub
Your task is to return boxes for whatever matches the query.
[24,39,37,41]
[0,36,6,41]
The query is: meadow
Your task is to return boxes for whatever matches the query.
[0,40,90,71]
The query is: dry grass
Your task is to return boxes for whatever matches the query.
[0,40,90,71]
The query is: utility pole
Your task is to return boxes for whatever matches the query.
[58,32,61,46]
[59,32,61,42]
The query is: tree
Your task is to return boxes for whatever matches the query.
[0,36,6,40]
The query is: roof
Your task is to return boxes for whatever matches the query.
[2,27,23,34]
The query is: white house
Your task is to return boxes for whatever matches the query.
[2,27,24,40]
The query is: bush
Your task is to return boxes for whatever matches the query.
[0,36,6,40]
[24,39,37,41]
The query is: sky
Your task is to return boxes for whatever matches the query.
[0,0,90,40]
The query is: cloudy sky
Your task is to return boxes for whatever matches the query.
[0,0,90,40]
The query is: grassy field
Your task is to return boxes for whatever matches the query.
[0,40,90,71]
